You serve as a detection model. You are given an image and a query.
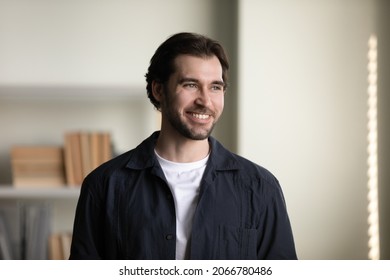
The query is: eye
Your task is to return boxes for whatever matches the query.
[183,83,198,89]
[211,84,224,92]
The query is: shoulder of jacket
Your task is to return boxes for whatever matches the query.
[232,153,280,187]
[209,137,280,187]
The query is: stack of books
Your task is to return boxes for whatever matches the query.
[10,131,112,188]
[64,131,112,186]
[11,146,66,188]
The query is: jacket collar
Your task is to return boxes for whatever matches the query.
[125,131,241,172]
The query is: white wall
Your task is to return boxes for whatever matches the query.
[238,0,377,259]
[0,0,217,87]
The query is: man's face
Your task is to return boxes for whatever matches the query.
[159,55,225,141]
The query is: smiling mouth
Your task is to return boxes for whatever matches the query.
[191,113,210,120]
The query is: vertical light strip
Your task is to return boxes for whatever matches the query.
[367,34,380,260]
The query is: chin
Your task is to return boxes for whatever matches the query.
[187,128,214,141]
[172,119,215,141]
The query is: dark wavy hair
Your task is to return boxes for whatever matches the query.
[145,32,229,110]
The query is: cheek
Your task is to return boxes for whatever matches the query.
[173,96,187,110]
[214,95,224,112]
[163,89,181,107]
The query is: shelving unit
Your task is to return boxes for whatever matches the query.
[0,86,158,259]
[0,186,80,199]
[0,85,157,181]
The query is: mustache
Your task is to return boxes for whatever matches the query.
[187,106,215,116]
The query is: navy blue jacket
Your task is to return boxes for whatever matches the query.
[69,131,297,260]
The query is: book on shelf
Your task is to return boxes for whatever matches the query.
[60,232,72,259]
[21,203,51,260]
[48,233,63,260]
[64,133,83,186]
[48,232,72,260]
[0,215,12,260]
[64,131,112,186]
[0,201,23,259]
[10,146,66,188]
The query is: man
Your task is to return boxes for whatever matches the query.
[69,32,297,260]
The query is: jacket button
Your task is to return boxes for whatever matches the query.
[165,234,174,240]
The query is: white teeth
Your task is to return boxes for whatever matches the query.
[192,113,210,119]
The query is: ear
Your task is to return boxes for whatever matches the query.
[152,81,164,103]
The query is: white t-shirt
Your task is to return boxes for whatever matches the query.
[155,151,209,260]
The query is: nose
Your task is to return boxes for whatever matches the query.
[195,87,212,107]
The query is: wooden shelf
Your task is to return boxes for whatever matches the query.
[0,85,145,102]
[0,185,80,199]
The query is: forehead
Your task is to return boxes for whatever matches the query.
[172,54,223,81]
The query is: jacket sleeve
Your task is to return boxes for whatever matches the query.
[257,179,298,260]
[69,175,105,260]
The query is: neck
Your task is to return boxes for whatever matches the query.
[155,130,210,163]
